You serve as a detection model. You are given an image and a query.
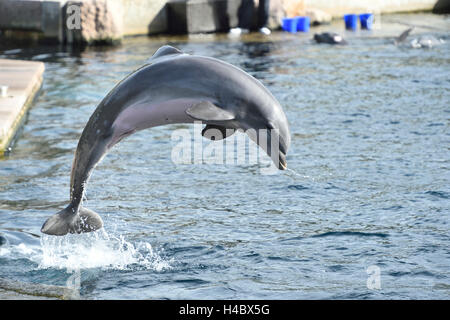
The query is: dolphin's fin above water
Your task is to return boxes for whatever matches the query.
[41,205,103,236]
[186,101,235,121]
[147,45,184,64]
[395,27,414,44]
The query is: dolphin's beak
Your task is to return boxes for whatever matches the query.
[279,152,287,170]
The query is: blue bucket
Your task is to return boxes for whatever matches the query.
[282,17,299,33]
[359,13,374,30]
[343,14,358,30]
[297,16,310,32]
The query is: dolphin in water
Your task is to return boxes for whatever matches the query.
[313,32,347,45]
[41,45,291,236]
[0,233,7,246]
[393,27,445,48]
[410,35,445,48]
[394,27,414,45]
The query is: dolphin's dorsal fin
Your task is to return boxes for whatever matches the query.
[147,45,184,63]
[186,101,235,121]
[396,27,414,44]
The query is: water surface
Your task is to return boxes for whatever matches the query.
[0,13,449,299]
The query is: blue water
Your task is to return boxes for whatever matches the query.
[0,16,449,299]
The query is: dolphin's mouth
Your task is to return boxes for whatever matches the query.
[279,152,287,170]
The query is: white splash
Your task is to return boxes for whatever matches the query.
[285,167,335,183]
[285,168,317,182]
[0,230,172,272]
[38,230,172,271]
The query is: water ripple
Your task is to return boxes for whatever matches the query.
[311,231,389,239]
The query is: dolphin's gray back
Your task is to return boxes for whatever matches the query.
[132,55,278,115]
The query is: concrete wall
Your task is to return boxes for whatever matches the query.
[168,0,241,33]
[117,0,168,35]
[0,0,63,42]
[0,0,446,44]
[302,0,440,16]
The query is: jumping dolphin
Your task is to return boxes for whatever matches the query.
[41,45,291,236]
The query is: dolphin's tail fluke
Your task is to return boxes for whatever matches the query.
[41,204,103,236]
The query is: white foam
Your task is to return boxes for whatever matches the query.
[17,243,34,255]
[0,247,11,256]
[285,167,335,183]
[285,168,317,182]
[39,230,172,271]
[1,230,172,272]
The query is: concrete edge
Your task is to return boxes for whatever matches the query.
[0,277,74,300]
[0,63,45,156]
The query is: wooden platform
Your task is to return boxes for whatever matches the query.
[0,59,44,155]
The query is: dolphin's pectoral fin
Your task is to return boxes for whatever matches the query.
[202,125,236,141]
[114,128,136,145]
[186,101,235,122]
[41,205,103,236]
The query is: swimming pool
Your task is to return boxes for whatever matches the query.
[0,13,449,299]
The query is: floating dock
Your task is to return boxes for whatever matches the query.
[0,59,45,155]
